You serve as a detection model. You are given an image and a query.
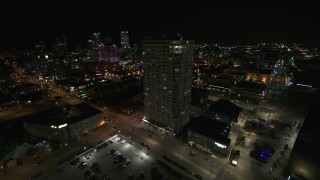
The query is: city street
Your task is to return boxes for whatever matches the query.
[1,92,301,180]
[1,58,302,180]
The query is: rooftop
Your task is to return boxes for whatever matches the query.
[67,103,103,124]
[187,115,231,145]
[25,103,103,127]
[207,99,242,120]
[286,105,320,180]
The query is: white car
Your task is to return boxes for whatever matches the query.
[120,139,126,144]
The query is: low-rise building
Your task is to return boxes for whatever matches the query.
[24,103,105,142]
[186,116,231,157]
[207,74,235,96]
[225,67,248,82]
[206,99,243,123]
[246,68,273,84]
[234,80,267,102]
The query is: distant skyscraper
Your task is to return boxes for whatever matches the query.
[104,36,113,46]
[87,32,102,60]
[120,31,130,49]
[98,43,119,62]
[142,39,194,133]
[33,41,61,80]
[92,32,101,46]
[52,35,67,58]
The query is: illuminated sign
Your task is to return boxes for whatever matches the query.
[142,117,149,123]
[214,142,227,149]
[232,160,238,165]
[173,45,183,53]
[51,123,68,129]
[58,123,68,129]
[297,83,312,87]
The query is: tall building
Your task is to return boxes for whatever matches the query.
[120,31,130,49]
[98,43,120,62]
[142,39,194,133]
[33,41,61,80]
[92,32,101,46]
[284,105,320,180]
[52,35,67,58]
[87,32,102,60]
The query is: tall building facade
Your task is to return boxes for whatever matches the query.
[284,106,320,180]
[142,39,194,133]
[120,31,130,49]
[87,32,101,60]
[52,35,67,58]
[98,43,120,62]
[33,41,61,80]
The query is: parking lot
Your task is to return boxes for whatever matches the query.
[39,134,156,180]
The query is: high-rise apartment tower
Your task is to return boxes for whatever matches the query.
[142,39,194,133]
[120,31,130,49]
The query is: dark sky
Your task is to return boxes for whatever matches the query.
[0,1,319,49]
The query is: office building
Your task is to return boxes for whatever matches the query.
[142,39,194,133]
[87,32,102,60]
[120,31,130,49]
[23,103,105,142]
[98,43,119,62]
[52,35,67,58]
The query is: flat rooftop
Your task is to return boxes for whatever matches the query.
[187,115,231,145]
[25,103,103,127]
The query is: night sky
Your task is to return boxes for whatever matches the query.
[0,1,319,49]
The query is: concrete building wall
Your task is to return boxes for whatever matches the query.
[187,130,230,157]
[143,40,194,134]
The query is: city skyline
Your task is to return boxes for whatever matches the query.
[0,1,319,49]
[1,26,320,179]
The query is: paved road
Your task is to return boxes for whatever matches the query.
[0,57,301,180]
